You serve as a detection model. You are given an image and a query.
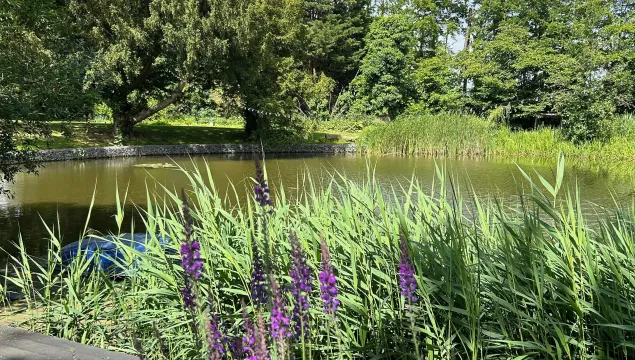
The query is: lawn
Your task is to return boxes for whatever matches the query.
[32,121,356,149]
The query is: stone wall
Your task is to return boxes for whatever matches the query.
[38,144,360,162]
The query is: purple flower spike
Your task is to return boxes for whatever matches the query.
[254,159,272,209]
[243,307,270,360]
[270,275,290,339]
[229,336,244,360]
[207,311,226,360]
[270,275,289,358]
[181,279,196,310]
[180,191,203,310]
[319,236,340,315]
[250,242,268,307]
[399,233,418,304]
[254,311,270,360]
[289,232,312,339]
[181,241,203,280]
[242,303,256,360]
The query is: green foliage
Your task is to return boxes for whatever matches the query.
[278,60,337,120]
[6,161,635,358]
[357,113,635,162]
[460,0,635,140]
[312,114,381,133]
[302,0,371,87]
[377,0,467,57]
[349,15,418,118]
[411,49,464,112]
[256,115,315,146]
[0,0,93,195]
[360,113,635,163]
[4,0,635,154]
[69,0,243,136]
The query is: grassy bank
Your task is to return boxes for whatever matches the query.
[31,120,245,149]
[33,118,358,149]
[2,159,635,359]
[359,113,635,162]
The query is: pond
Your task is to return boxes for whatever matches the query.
[1,154,634,260]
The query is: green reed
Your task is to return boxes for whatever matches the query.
[359,113,494,156]
[360,113,635,163]
[2,156,635,359]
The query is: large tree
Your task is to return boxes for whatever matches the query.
[459,0,635,140]
[375,0,468,57]
[348,15,418,118]
[273,0,371,119]
[69,0,258,137]
[0,0,91,195]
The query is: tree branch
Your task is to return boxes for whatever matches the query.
[128,58,154,92]
[131,81,186,125]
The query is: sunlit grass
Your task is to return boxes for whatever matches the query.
[28,121,246,149]
[28,119,353,149]
[360,113,635,162]
[359,113,494,156]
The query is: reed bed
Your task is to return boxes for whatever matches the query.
[2,157,635,359]
[359,113,635,163]
[359,114,494,156]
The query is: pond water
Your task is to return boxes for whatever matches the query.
[1,154,634,259]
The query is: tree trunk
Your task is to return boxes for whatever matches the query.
[462,8,473,94]
[112,81,186,139]
[112,115,135,140]
[119,117,135,138]
[130,80,186,126]
[244,107,259,137]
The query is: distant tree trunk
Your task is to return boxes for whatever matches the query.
[244,107,259,137]
[462,8,473,94]
[112,81,186,138]
[119,117,135,138]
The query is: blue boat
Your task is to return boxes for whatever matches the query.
[60,233,172,276]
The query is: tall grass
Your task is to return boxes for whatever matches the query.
[359,113,495,156]
[2,157,635,359]
[359,113,635,163]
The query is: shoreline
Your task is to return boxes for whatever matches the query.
[36,143,360,162]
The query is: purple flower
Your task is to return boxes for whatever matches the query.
[254,159,272,208]
[399,233,418,304]
[180,191,204,310]
[250,241,268,307]
[181,241,203,280]
[319,236,340,315]
[181,278,196,310]
[243,306,270,360]
[229,336,243,360]
[254,311,270,360]
[270,275,290,339]
[207,312,226,360]
[289,232,312,338]
[242,303,256,359]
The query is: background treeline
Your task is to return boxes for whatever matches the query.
[2,0,635,145]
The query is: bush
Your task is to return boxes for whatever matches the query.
[605,113,635,140]
[311,115,381,133]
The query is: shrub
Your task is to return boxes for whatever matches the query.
[311,115,381,133]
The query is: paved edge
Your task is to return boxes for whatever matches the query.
[0,325,137,360]
[37,143,360,163]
